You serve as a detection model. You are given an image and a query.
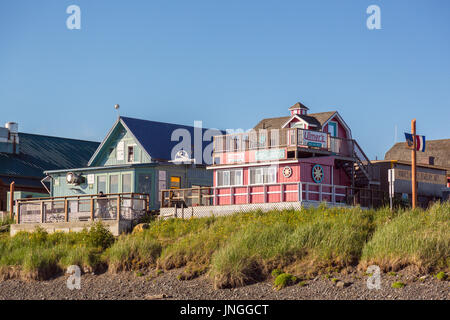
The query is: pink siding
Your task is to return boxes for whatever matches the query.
[213,156,352,205]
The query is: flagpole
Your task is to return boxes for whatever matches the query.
[411,119,417,209]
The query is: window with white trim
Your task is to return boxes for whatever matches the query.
[249,166,277,185]
[216,169,243,187]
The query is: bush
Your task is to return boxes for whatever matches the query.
[86,222,115,250]
[391,281,405,288]
[273,273,297,290]
[271,269,283,278]
[435,272,447,281]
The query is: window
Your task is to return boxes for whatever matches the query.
[122,173,132,193]
[108,147,116,159]
[97,176,106,193]
[170,176,181,189]
[429,157,435,165]
[109,175,119,194]
[249,166,277,185]
[216,169,243,187]
[127,146,135,162]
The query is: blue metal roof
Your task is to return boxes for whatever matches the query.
[120,116,223,165]
[0,133,99,178]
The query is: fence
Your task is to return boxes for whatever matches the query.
[161,183,386,209]
[15,193,149,224]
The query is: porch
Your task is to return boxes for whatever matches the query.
[160,183,386,219]
[11,193,150,236]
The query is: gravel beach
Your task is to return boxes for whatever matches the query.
[0,269,448,300]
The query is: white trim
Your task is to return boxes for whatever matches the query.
[281,115,318,129]
[207,159,299,170]
[87,117,152,167]
[216,168,244,187]
[248,165,277,186]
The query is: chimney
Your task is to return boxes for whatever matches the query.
[0,122,20,154]
[289,102,309,116]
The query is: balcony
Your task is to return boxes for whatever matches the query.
[212,127,355,166]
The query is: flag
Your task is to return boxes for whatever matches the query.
[404,133,426,152]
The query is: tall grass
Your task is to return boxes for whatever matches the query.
[0,203,448,286]
[0,222,113,280]
[361,202,450,272]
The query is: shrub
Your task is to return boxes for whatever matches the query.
[271,269,283,278]
[86,222,115,250]
[273,273,297,290]
[435,272,447,281]
[391,281,406,288]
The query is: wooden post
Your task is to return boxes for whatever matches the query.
[64,198,68,222]
[16,202,20,224]
[40,201,44,223]
[411,119,417,209]
[9,181,14,220]
[146,194,150,211]
[117,197,121,221]
[90,198,94,221]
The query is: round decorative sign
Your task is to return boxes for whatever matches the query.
[312,164,324,183]
[282,166,293,178]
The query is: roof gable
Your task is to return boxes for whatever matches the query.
[88,116,223,166]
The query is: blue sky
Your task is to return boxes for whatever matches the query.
[1,0,449,160]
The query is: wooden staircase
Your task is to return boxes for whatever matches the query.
[338,140,377,188]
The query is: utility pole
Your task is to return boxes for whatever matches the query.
[9,181,15,219]
[411,119,417,209]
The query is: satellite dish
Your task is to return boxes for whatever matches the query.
[66,172,85,185]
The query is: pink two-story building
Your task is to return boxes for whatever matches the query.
[161,102,382,218]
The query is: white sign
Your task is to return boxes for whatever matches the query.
[159,170,166,181]
[87,174,95,185]
[388,169,395,197]
[302,131,328,148]
[226,152,245,164]
[117,141,124,161]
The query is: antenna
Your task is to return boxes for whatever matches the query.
[394,124,398,144]
[114,104,120,118]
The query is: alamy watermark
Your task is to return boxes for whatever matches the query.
[366,5,381,30]
[66,5,81,30]
[66,265,81,290]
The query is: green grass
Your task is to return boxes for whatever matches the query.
[0,202,448,287]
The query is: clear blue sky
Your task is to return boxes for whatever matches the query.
[1,0,449,160]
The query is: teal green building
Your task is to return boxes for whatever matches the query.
[45,117,220,210]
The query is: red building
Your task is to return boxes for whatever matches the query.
[161,102,382,217]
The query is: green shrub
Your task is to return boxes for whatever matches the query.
[391,281,405,288]
[271,269,283,278]
[86,222,114,250]
[273,273,297,290]
[298,280,307,287]
[435,272,447,281]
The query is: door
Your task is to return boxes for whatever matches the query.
[138,174,152,196]
[328,122,338,152]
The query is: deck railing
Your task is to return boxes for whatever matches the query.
[160,184,386,209]
[15,193,149,225]
[212,128,358,161]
